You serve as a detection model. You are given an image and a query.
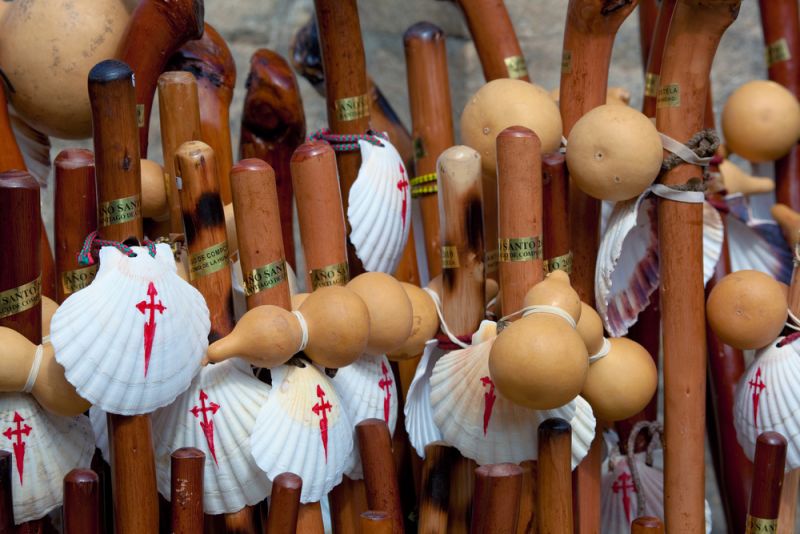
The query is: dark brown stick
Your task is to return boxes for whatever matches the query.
[356,419,403,533]
[470,464,523,534]
[746,432,787,533]
[638,0,660,68]
[170,448,204,533]
[542,153,571,275]
[63,469,100,534]
[631,516,664,533]
[642,0,677,118]
[0,451,11,533]
[265,473,302,534]
[536,418,572,534]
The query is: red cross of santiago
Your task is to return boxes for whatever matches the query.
[190,389,220,465]
[3,412,31,484]
[312,385,332,462]
[612,471,636,522]
[136,282,166,376]
[480,376,496,435]
[379,361,393,424]
[748,367,766,429]
[396,164,409,230]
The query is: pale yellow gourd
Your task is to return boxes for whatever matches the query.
[575,302,605,356]
[718,159,773,196]
[141,159,169,220]
[388,282,439,361]
[522,270,582,323]
[300,286,370,368]
[347,272,413,355]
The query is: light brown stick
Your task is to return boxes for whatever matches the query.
[360,511,393,534]
[747,432,787,533]
[265,473,302,534]
[356,419,404,533]
[631,516,664,533]
[536,418,572,534]
[170,448,204,533]
[470,463,523,534]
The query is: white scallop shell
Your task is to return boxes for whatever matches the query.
[51,244,210,414]
[88,405,110,462]
[251,363,352,503]
[404,339,445,458]
[0,393,94,524]
[703,201,724,280]
[231,258,300,322]
[151,359,272,514]
[331,354,398,480]
[347,138,411,274]
[734,337,800,470]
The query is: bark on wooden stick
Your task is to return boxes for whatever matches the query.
[265,473,302,534]
[536,418,572,534]
[470,463,523,534]
[170,448,204,533]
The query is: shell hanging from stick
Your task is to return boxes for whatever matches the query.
[404,339,445,459]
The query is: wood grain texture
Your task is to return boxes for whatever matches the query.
[63,469,100,534]
[265,473,302,534]
[297,502,325,534]
[239,49,306,270]
[516,460,537,534]
[357,419,404,534]
[170,448,204,533]
[641,0,677,118]
[638,0,660,68]
[536,418,572,534]
[360,511,392,534]
[655,2,740,532]
[631,516,664,533]
[470,463,523,534]
[542,153,570,273]
[747,432,787,526]
[117,0,204,156]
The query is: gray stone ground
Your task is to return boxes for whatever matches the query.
[43,1,788,532]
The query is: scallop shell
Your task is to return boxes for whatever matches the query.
[734,337,800,470]
[0,393,94,524]
[231,258,300,321]
[251,362,352,503]
[331,354,398,480]
[726,193,793,284]
[88,405,110,462]
[51,244,209,414]
[152,359,271,514]
[703,201,724,281]
[404,339,445,458]
[347,138,411,274]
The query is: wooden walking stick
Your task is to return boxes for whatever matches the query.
[641,0,677,119]
[357,419,403,533]
[170,448,204,533]
[54,149,97,305]
[117,0,204,156]
[87,59,159,534]
[239,49,306,271]
[746,432,787,533]
[157,71,203,236]
[265,473,302,534]
[631,517,664,534]
[655,2,740,531]
[638,0,659,69]
[536,418,572,534]
[63,469,100,534]
[166,24,236,205]
[0,451,11,533]
[542,153,571,275]
[470,463,524,534]
[449,0,529,82]
[361,511,392,534]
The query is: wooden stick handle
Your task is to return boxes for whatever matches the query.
[230,159,291,311]
[642,0,678,118]
[116,0,204,156]
[291,140,350,289]
[54,149,97,304]
[542,153,571,274]
[536,418,572,534]
[170,448,204,533]
[418,444,453,532]
[497,126,543,317]
[0,451,11,533]
[63,469,100,534]
[360,511,392,534]
[158,71,203,235]
[297,502,325,534]
[266,473,302,534]
[356,419,403,534]
[631,516,664,533]
[747,432,787,531]
[470,463,523,534]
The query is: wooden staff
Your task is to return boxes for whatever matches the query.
[638,0,660,69]
[759,0,800,209]
[450,0,529,82]
[0,451,11,533]
[536,418,572,534]
[542,153,571,275]
[655,2,740,531]
[54,149,97,305]
[239,49,306,271]
[88,58,158,534]
[158,71,202,235]
[170,448,204,533]
[418,444,456,533]
[361,511,392,534]
[747,432,787,533]
[166,24,236,205]
[642,0,677,118]
[356,419,403,533]
[63,469,100,534]
[403,22,453,278]
[265,473,302,534]
[296,501,325,534]
[470,463,523,534]
[116,0,203,156]
[631,517,664,534]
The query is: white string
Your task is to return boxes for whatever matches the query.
[786,309,800,332]
[588,337,611,363]
[422,287,470,349]
[498,304,577,329]
[560,136,568,154]
[23,344,44,393]
[292,311,309,352]
[41,334,50,345]
[647,183,705,204]
[659,133,713,167]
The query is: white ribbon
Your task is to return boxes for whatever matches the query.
[498,304,577,329]
[659,132,713,167]
[647,183,705,204]
[588,337,611,363]
[292,310,309,352]
[23,344,44,393]
[422,287,470,349]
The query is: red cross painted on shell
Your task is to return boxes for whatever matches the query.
[612,471,637,523]
[379,361,393,424]
[396,164,409,230]
[3,412,31,484]
[312,385,332,462]
[190,389,220,465]
[480,376,496,435]
[748,367,766,429]
[136,282,166,376]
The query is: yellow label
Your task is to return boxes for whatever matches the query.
[244,259,287,296]
[334,94,369,122]
[310,262,350,289]
[441,246,459,269]
[767,38,792,67]
[485,248,498,274]
[99,194,141,228]
[499,236,543,262]
[504,55,528,79]
[413,137,426,160]
[189,241,229,280]
[746,515,777,533]
[657,83,680,108]
[60,265,98,296]
[0,277,41,320]
[544,251,573,275]
[644,72,659,97]
[136,104,145,128]
[561,50,572,73]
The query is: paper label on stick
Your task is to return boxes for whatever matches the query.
[0,277,41,320]
[498,236,543,262]
[644,72,659,97]
[745,515,777,533]
[136,104,145,128]
[544,251,572,275]
[766,37,791,67]
[334,94,369,122]
[561,50,572,73]
[99,194,141,228]
[61,264,98,296]
[244,259,287,296]
[656,84,680,108]
[310,262,349,289]
[189,241,229,280]
[504,55,528,79]
[441,246,460,269]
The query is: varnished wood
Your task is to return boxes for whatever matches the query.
[470,463,523,534]
[239,49,306,270]
[747,432,787,531]
[360,511,392,534]
[297,502,325,534]
[54,149,97,305]
[329,478,364,534]
[638,0,660,68]
[167,24,236,205]
[170,448,204,533]
[265,473,301,534]
[158,71,203,235]
[516,461,537,534]
[117,0,203,156]
[356,419,404,534]
[631,516,664,534]
[536,419,572,534]
[542,154,570,273]
[63,469,100,534]
[0,451,12,533]
[655,2,740,532]
[777,470,799,534]
[642,0,677,118]
[418,444,455,533]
